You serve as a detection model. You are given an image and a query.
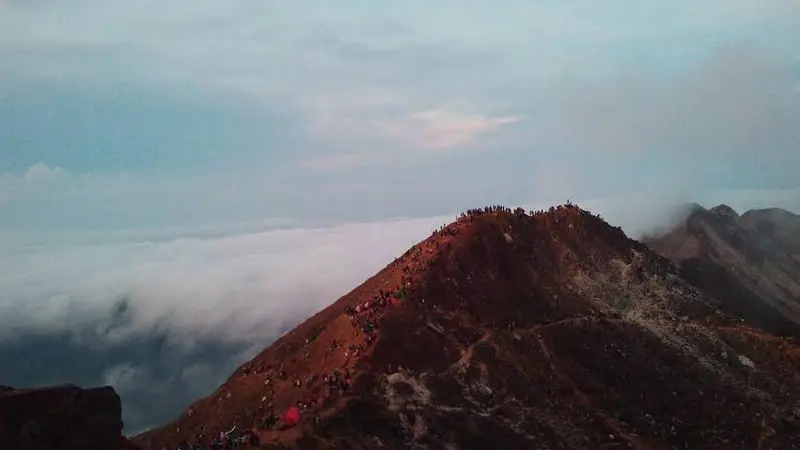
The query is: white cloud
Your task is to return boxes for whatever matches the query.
[295,86,524,152]
[376,109,524,150]
[102,363,144,394]
[23,162,67,183]
[0,164,70,206]
[0,213,452,346]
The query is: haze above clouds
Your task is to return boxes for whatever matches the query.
[1,0,798,433]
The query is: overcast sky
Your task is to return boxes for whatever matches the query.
[1,0,799,434]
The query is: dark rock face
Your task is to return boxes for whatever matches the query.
[709,204,740,223]
[0,384,139,450]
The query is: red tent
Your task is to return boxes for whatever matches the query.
[283,406,302,427]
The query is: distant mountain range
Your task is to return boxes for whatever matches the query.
[646,204,800,337]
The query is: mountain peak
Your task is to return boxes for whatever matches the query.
[708,204,739,222]
[136,204,800,450]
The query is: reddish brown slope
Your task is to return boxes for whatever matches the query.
[136,205,800,450]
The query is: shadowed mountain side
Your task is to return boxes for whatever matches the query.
[677,257,800,338]
[647,204,800,337]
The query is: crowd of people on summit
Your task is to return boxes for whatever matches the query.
[160,204,593,449]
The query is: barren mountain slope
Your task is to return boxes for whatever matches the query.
[647,204,800,337]
[136,205,800,450]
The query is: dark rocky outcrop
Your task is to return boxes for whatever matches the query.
[0,384,139,450]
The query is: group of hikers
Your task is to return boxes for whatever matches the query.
[173,288,410,449]
[169,425,258,449]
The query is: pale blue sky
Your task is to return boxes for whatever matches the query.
[2,1,798,233]
[1,1,799,432]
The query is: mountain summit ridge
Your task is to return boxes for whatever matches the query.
[133,204,800,449]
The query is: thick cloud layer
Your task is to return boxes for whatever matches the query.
[0,216,452,346]
[0,214,449,432]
